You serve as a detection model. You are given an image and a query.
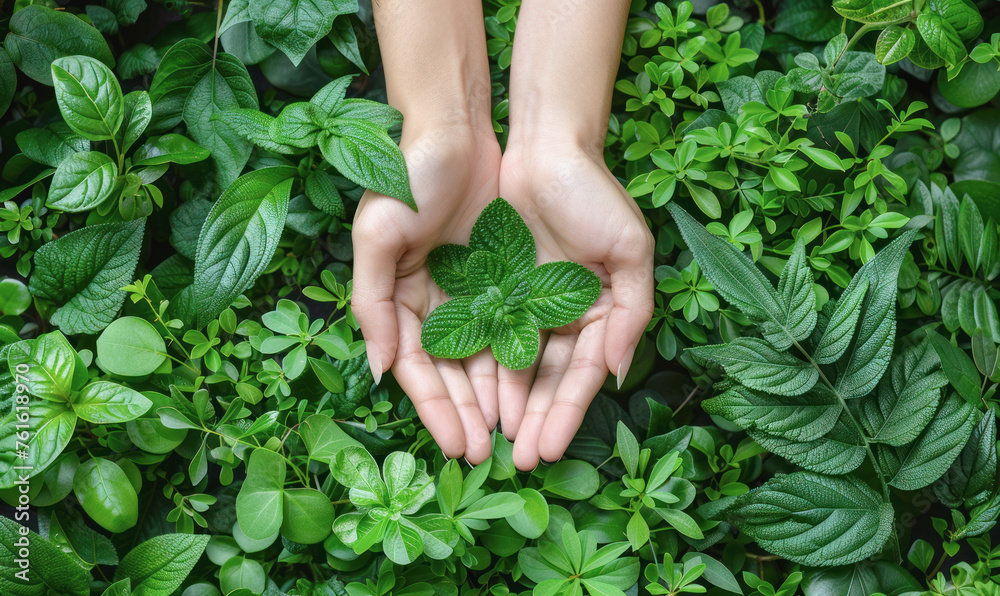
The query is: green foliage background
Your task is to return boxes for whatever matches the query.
[1,0,1000,595]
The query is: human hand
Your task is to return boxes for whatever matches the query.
[351,128,502,464]
[497,142,655,471]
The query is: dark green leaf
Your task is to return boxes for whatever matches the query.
[703,383,840,442]
[934,411,996,508]
[319,119,415,209]
[235,448,286,540]
[0,517,89,596]
[470,198,536,275]
[4,6,115,86]
[691,338,818,397]
[113,533,210,595]
[51,56,123,141]
[524,262,602,329]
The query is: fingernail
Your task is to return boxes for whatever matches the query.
[369,354,382,386]
[539,458,556,466]
[616,343,637,390]
[441,449,450,461]
[462,456,473,468]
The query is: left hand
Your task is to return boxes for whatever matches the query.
[497,142,655,471]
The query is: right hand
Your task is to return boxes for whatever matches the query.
[351,128,502,464]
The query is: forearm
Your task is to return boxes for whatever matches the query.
[373,0,494,139]
[506,0,630,155]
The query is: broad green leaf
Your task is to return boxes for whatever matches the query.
[132,134,210,166]
[461,493,526,520]
[953,489,1000,539]
[832,0,913,23]
[300,414,361,465]
[382,519,423,565]
[834,231,916,399]
[669,204,794,348]
[926,330,982,404]
[801,560,921,596]
[760,241,816,346]
[383,451,417,500]
[703,383,840,442]
[878,393,976,490]
[728,471,894,567]
[148,39,258,188]
[269,102,325,148]
[774,0,841,42]
[428,244,472,297]
[121,90,151,152]
[96,316,167,377]
[4,6,115,86]
[6,332,76,402]
[16,123,90,168]
[51,56,123,141]
[235,448,286,540]
[916,12,966,67]
[48,509,120,568]
[29,220,144,334]
[319,119,415,210]
[47,151,117,212]
[219,557,265,595]
[74,381,152,424]
[833,51,885,101]
[616,421,640,477]
[470,198,536,275]
[118,43,160,79]
[73,457,138,532]
[421,297,491,360]
[0,517,89,596]
[542,460,599,500]
[281,488,335,544]
[491,313,540,370]
[935,411,996,508]
[748,410,867,475]
[101,579,131,596]
[657,507,704,539]
[506,488,549,539]
[934,0,983,40]
[466,251,509,295]
[310,74,353,113]
[524,261,602,329]
[814,277,870,364]
[876,26,916,65]
[858,338,947,446]
[0,49,14,115]
[332,445,388,506]
[194,167,294,326]
[691,338,818,397]
[304,168,345,217]
[0,401,76,489]
[113,533,210,596]
[332,98,403,127]
[247,0,358,66]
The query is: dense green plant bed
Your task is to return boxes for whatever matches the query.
[2,0,1000,595]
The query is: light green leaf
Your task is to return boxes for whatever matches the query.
[748,410,867,475]
[616,421,640,477]
[319,119,415,209]
[875,26,916,65]
[51,56,123,141]
[691,337,818,396]
[281,488,335,544]
[332,445,388,506]
[270,102,325,148]
[460,493,526,520]
[4,6,115,86]
[15,123,90,168]
[235,448,286,540]
[491,313,540,370]
[879,393,976,490]
[832,0,913,23]
[6,331,76,402]
[382,519,423,565]
[927,330,982,404]
[506,488,549,539]
[132,134,210,166]
[299,414,361,465]
[470,198,536,275]
[47,151,117,212]
[916,12,966,67]
[113,533,209,596]
[834,231,916,399]
[0,517,89,596]
[29,220,145,334]
[421,297,491,360]
[73,457,138,532]
[728,471,894,567]
[935,411,996,509]
[0,401,76,489]
[542,460,599,500]
[247,0,358,66]
[524,261,602,329]
[193,167,294,326]
[703,383,840,442]
[74,381,152,424]
[219,557,265,595]
[96,316,167,377]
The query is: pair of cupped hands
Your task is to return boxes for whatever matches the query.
[351,128,654,471]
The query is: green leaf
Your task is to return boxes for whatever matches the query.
[148,39,258,188]
[0,401,76,489]
[506,488,549,539]
[470,198,536,275]
[4,5,115,86]
[461,493,526,520]
[16,124,90,168]
[916,12,966,67]
[132,134,210,166]
[933,0,983,40]
[801,560,921,596]
[832,0,913,23]
[691,338,818,397]
[466,251,509,295]
[96,316,167,377]
[219,556,265,594]
[319,119,415,209]
[236,448,286,540]
[113,533,210,596]
[834,231,916,399]
[121,90,152,152]
[748,410,867,475]
[332,445,388,505]
[73,457,138,532]
[491,313,540,370]
[833,52,885,101]
[421,297,491,360]
[935,411,996,508]
[0,49,15,115]
[270,102,325,148]
[524,261,602,329]
[728,471,894,567]
[281,488,335,544]
[51,56,123,141]
[0,517,89,596]
[927,330,982,404]
[300,414,361,465]
[247,0,358,66]
[29,220,145,334]
[878,393,976,490]
[101,579,131,596]
[761,241,816,345]
[332,98,403,128]
[6,331,76,402]
[74,381,152,424]
[382,520,423,565]
[858,338,947,446]
[774,0,842,42]
[616,421,640,477]
[118,43,159,80]
[703,383,840,442]
[194,167,294,326]
[304,168,345,218]
[814,277,870,364]
[669,204,793,348]
[542,460,599,500]
[428,244,473,298]
[876,26,916,65]
[47,151,117,212]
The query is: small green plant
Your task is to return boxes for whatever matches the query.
[420,198,601,369]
